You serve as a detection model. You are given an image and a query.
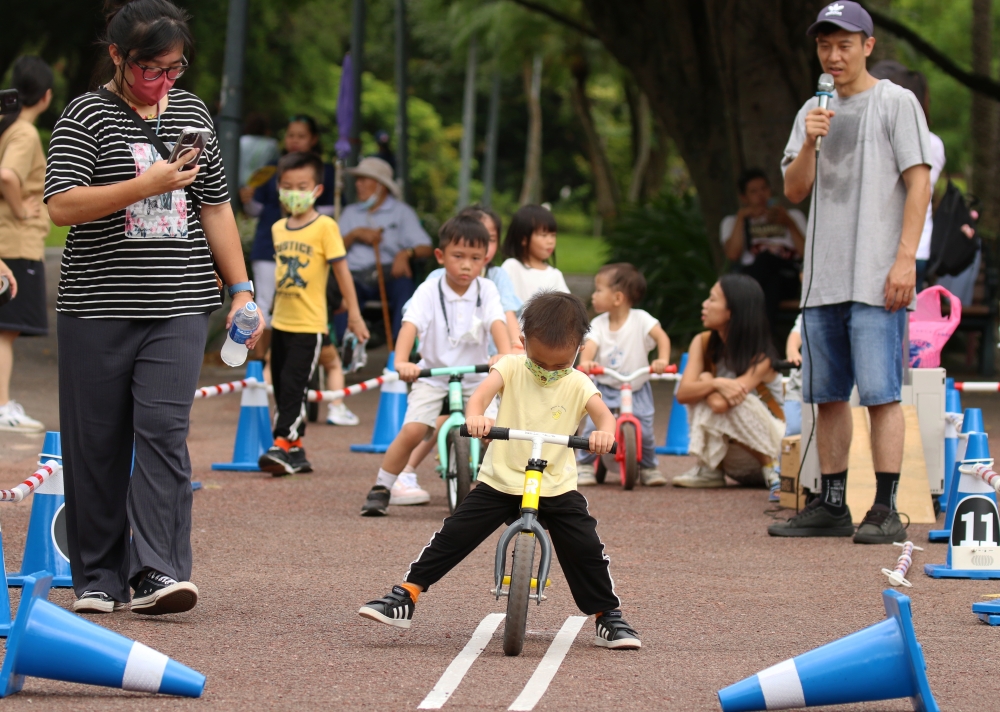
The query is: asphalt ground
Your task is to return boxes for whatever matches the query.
[1,252,999,710]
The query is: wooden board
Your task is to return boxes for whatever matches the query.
[845,405,936,524]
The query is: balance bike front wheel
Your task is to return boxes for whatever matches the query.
[620,422,639,490]
[594,456,607,484]
[503,532,536,656]
[446,429,472,513]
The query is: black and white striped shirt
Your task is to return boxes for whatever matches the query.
[44,89,228,319]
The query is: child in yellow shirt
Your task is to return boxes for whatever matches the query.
[358,291,642,649]
[258,152,368,475]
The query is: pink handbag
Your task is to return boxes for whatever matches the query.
[909,285,962,368]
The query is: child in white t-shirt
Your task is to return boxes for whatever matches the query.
[360,215,510,516]
[576,263,671,487]
[500,205,570,304]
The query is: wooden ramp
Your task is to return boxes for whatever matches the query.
[846,405,936,524]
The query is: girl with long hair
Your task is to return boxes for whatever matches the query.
[674,275,786,494]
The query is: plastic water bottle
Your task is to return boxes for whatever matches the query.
[221,302,259,367]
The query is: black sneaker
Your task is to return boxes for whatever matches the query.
[358,585,415,628]
[767,498,855,537]
[361,485,390,516]
[259,446,295,476]
[288,446,313,473]
[71,591,127,614]
[594,610,641,649]
[853,504,908,544]
[131,570,199,615]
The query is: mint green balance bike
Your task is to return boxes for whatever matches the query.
[415,365,489,513]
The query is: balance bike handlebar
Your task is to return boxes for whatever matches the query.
[417,364,490,379]
[459,424,617,455]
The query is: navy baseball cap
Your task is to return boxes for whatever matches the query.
[807,1,874,37]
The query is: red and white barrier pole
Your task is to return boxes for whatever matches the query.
[960,462,1000,494]
[306,372,401,402]
[954,382,1000,393]
[0,460,61,503]
[194,377,261,399]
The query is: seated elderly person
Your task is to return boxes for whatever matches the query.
[673,275,786,498]
[337,157,433,340]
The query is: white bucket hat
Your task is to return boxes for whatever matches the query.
[346,157,401,199]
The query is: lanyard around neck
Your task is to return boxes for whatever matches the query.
[438,276,481,336]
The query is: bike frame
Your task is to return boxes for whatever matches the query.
[418,365,488,483]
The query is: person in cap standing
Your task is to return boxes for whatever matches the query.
[336,157,433,341]
[770,1,931,543]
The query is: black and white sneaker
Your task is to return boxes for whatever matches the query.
[259,446,296,476]
[360,485,391,516]
[71,591,127,614]
[594,610,641,649]
[358,585,415,629]
[288,446,313,473]
[131,570,199,615]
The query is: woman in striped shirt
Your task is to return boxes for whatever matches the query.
[44,0,261,616]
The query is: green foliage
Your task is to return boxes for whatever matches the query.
[604,194,717,344]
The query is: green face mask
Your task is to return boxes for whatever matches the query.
[525,358,573,387]
[279,187,318,216]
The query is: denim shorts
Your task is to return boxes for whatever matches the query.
[801,302,906,407]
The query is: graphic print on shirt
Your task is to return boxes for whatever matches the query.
[125,142,188,238]
[277,254,310,289]
[275,239,315,294]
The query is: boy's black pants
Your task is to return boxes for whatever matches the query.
[404,483,621,615]
[270,328,322,441]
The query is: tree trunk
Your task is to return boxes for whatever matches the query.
[519,54,543,206]
[643,116,671,201]
[568,53,620,220]
[972,0,997,232]
[866,0,896,64]
[579,0,816,270]
[627,91,652,203]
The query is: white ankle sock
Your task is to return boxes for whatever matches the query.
[402,465,417,474]
[376,468,398,489]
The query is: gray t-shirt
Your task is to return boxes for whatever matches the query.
[781,79,931,308]
[338,195,432,272]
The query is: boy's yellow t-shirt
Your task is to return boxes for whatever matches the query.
[477,354,600,497]
[271,215,346,334]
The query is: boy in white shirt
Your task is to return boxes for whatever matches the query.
[577,263,672,486]
[360,215,510,516]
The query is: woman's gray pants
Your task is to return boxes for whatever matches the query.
[58,313,208,600]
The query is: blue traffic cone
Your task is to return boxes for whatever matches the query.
[351,353,408,453]
[656,352,689,455]
[937,382,963,513]
[924,432,1000,579]
[0,571,204,698]
[929,407,985,542]
[7,432,72,588]
[972,599,1000,625]
[718,589,938,712]
[212,360,273,471]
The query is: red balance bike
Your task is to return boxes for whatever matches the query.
[577,364,677,490]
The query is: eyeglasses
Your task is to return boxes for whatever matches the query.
[129,56,189,81]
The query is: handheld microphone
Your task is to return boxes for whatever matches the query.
[815,73,834,152]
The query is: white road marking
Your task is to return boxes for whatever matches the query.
[508,616,587,711]
[417,613,506,709]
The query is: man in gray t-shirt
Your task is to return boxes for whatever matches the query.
[768,1,931,544]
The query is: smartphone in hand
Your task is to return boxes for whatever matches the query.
[168,128,210,171]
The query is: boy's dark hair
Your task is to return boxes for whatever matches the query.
[97,0,194,88]
[277,151,324,184]
[0,57,53,141]
[737,167,769,196]
[598,263,646,305]
[438,214,489,250]
[459,204,503,241]
[502,204,557,263]
[521,291,590,348]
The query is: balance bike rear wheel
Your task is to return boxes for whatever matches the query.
[504,532,536,656]
[594,456,607,484]
[446,429,472,513]
[621,422,639,490]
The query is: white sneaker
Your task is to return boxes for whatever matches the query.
[389,471,430,505]
[577,463,597,486]
[640,467,667,487]
[0,401,44,433]
[671,464,726,488]
[327,402,360,426]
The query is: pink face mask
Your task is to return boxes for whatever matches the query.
[125,67,176,107]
